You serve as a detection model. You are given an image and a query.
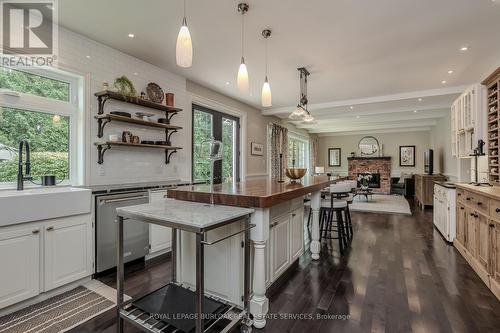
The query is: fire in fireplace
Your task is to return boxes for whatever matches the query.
[357,173,381,188]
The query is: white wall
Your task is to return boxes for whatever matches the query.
[56,28,189,186]
[318,131,431,177]
[429,115,458,179]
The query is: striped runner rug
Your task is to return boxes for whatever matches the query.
[0,281,122,333]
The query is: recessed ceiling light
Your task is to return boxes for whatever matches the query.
[85,55,91,59]
[418,98,423,102]
[133,72,139,76]
[350,106,354,110]
[441,80,447,84]
[414,110,418,113]
[460,46,469,52]
[225,81,230,85]
[128,33,135,38]
[250,93,253,97]
[356,115,360,119]
[448,70,454,74]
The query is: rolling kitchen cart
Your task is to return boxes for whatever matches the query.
[115,200,255,333]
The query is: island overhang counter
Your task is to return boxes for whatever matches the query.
[167,176,339,328]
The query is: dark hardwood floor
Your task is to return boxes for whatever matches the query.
[70,199,500,333]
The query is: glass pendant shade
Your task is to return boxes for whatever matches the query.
[289,105,306,120]
[302,113,315,123]
[261,76,272,107]
[237,58,249,92]
[176,17,193,68]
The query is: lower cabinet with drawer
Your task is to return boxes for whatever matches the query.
[454,185,500,300]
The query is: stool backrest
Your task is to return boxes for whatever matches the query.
[330,182,352,193]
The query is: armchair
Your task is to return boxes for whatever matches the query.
[391,176,415,196]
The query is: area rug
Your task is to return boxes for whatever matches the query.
[349,194,412,215]
[0,280,128,333]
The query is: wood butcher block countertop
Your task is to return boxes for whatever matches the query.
[167,176,342,208]
[455,183,500,200]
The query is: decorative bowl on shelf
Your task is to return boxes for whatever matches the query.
[285,168,307,182]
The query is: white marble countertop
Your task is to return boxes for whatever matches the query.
[116,199,254,232]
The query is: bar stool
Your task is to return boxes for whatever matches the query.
[319,197,349,254]
[330,182,355,244]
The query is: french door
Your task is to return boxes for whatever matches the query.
[192,104,240,184]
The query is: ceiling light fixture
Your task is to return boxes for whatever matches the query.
[350,106,354,110]
[225,81,230,85]
[460,46,469,52]
[176,0,193,68]
[128,33,135,38]
[418,98,423,102]
[441,80,447,84]
[356,115,360,119]
[414,110,418,113]
[261,29,272,107]
[237,3,249,92]
[289,67,314,123]
[448,70,454,74]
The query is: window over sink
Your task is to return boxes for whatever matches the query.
[0,67,84,188]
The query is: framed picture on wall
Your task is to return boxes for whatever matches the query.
[328,148,341,167]
[399,145,415,167]
[251,142,264,156]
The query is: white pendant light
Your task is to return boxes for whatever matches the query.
[176,0,193,68]
[237,3,249,92]
[261,29,272,107]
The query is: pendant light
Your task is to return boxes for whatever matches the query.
[237,3,249,92]
[261,29,272,107]
[176,0,193,68]
[289,67,312,121]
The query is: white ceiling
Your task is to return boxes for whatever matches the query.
[58,0,500,135]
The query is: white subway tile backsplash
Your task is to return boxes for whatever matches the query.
[57,27,189,186]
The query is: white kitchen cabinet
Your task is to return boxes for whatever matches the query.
[0,226,40,309]
[433,184,456,242]
[290,207,304,261]
[270,214,290,280]
[44,215,93,291]
[452,84,486,158]
[149,190,172,254]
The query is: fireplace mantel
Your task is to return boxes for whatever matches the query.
[347,156,391,160]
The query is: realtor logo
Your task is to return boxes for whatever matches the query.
[0,0,58,67]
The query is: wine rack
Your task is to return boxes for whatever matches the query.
[483,68,500,184]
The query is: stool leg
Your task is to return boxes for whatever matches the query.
[335,210,344,254]
[346,205,353,243]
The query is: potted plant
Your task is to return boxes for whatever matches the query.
[357,173,373,190]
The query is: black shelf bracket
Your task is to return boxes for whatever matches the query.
[97,95,110,115]
[165,150,178,164]
[97,118,112,138]
[167,112,178,122]
[165,129,178,145]
[97,144,111,164]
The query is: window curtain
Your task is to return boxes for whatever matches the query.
[310,136,319,174]
[270,123,288,180]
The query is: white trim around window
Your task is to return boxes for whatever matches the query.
[0,66,85,189]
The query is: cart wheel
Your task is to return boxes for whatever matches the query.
[240,324,252,333]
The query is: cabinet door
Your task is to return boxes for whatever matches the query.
[476,214,490,272]
[466,211,478,257]
[150,191,172,253]
[290,208,304,261]
[271,214,290,280]
[456,203,466,246]
[44,215,92,291]
[0,226,40,309]
[492,220,500,284]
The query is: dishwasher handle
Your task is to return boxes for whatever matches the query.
[99,195,149,205]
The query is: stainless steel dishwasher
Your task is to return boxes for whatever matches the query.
[95,191,149,273]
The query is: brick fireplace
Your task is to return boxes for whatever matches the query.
[348,157,391,194]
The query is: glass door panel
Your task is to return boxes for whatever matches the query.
[192,105,240,184]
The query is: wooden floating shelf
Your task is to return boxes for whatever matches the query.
[95,90,182,114]
[95,114,182,138]
[94,141,182,164]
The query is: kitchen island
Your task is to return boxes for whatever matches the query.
[167,176,339,328]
